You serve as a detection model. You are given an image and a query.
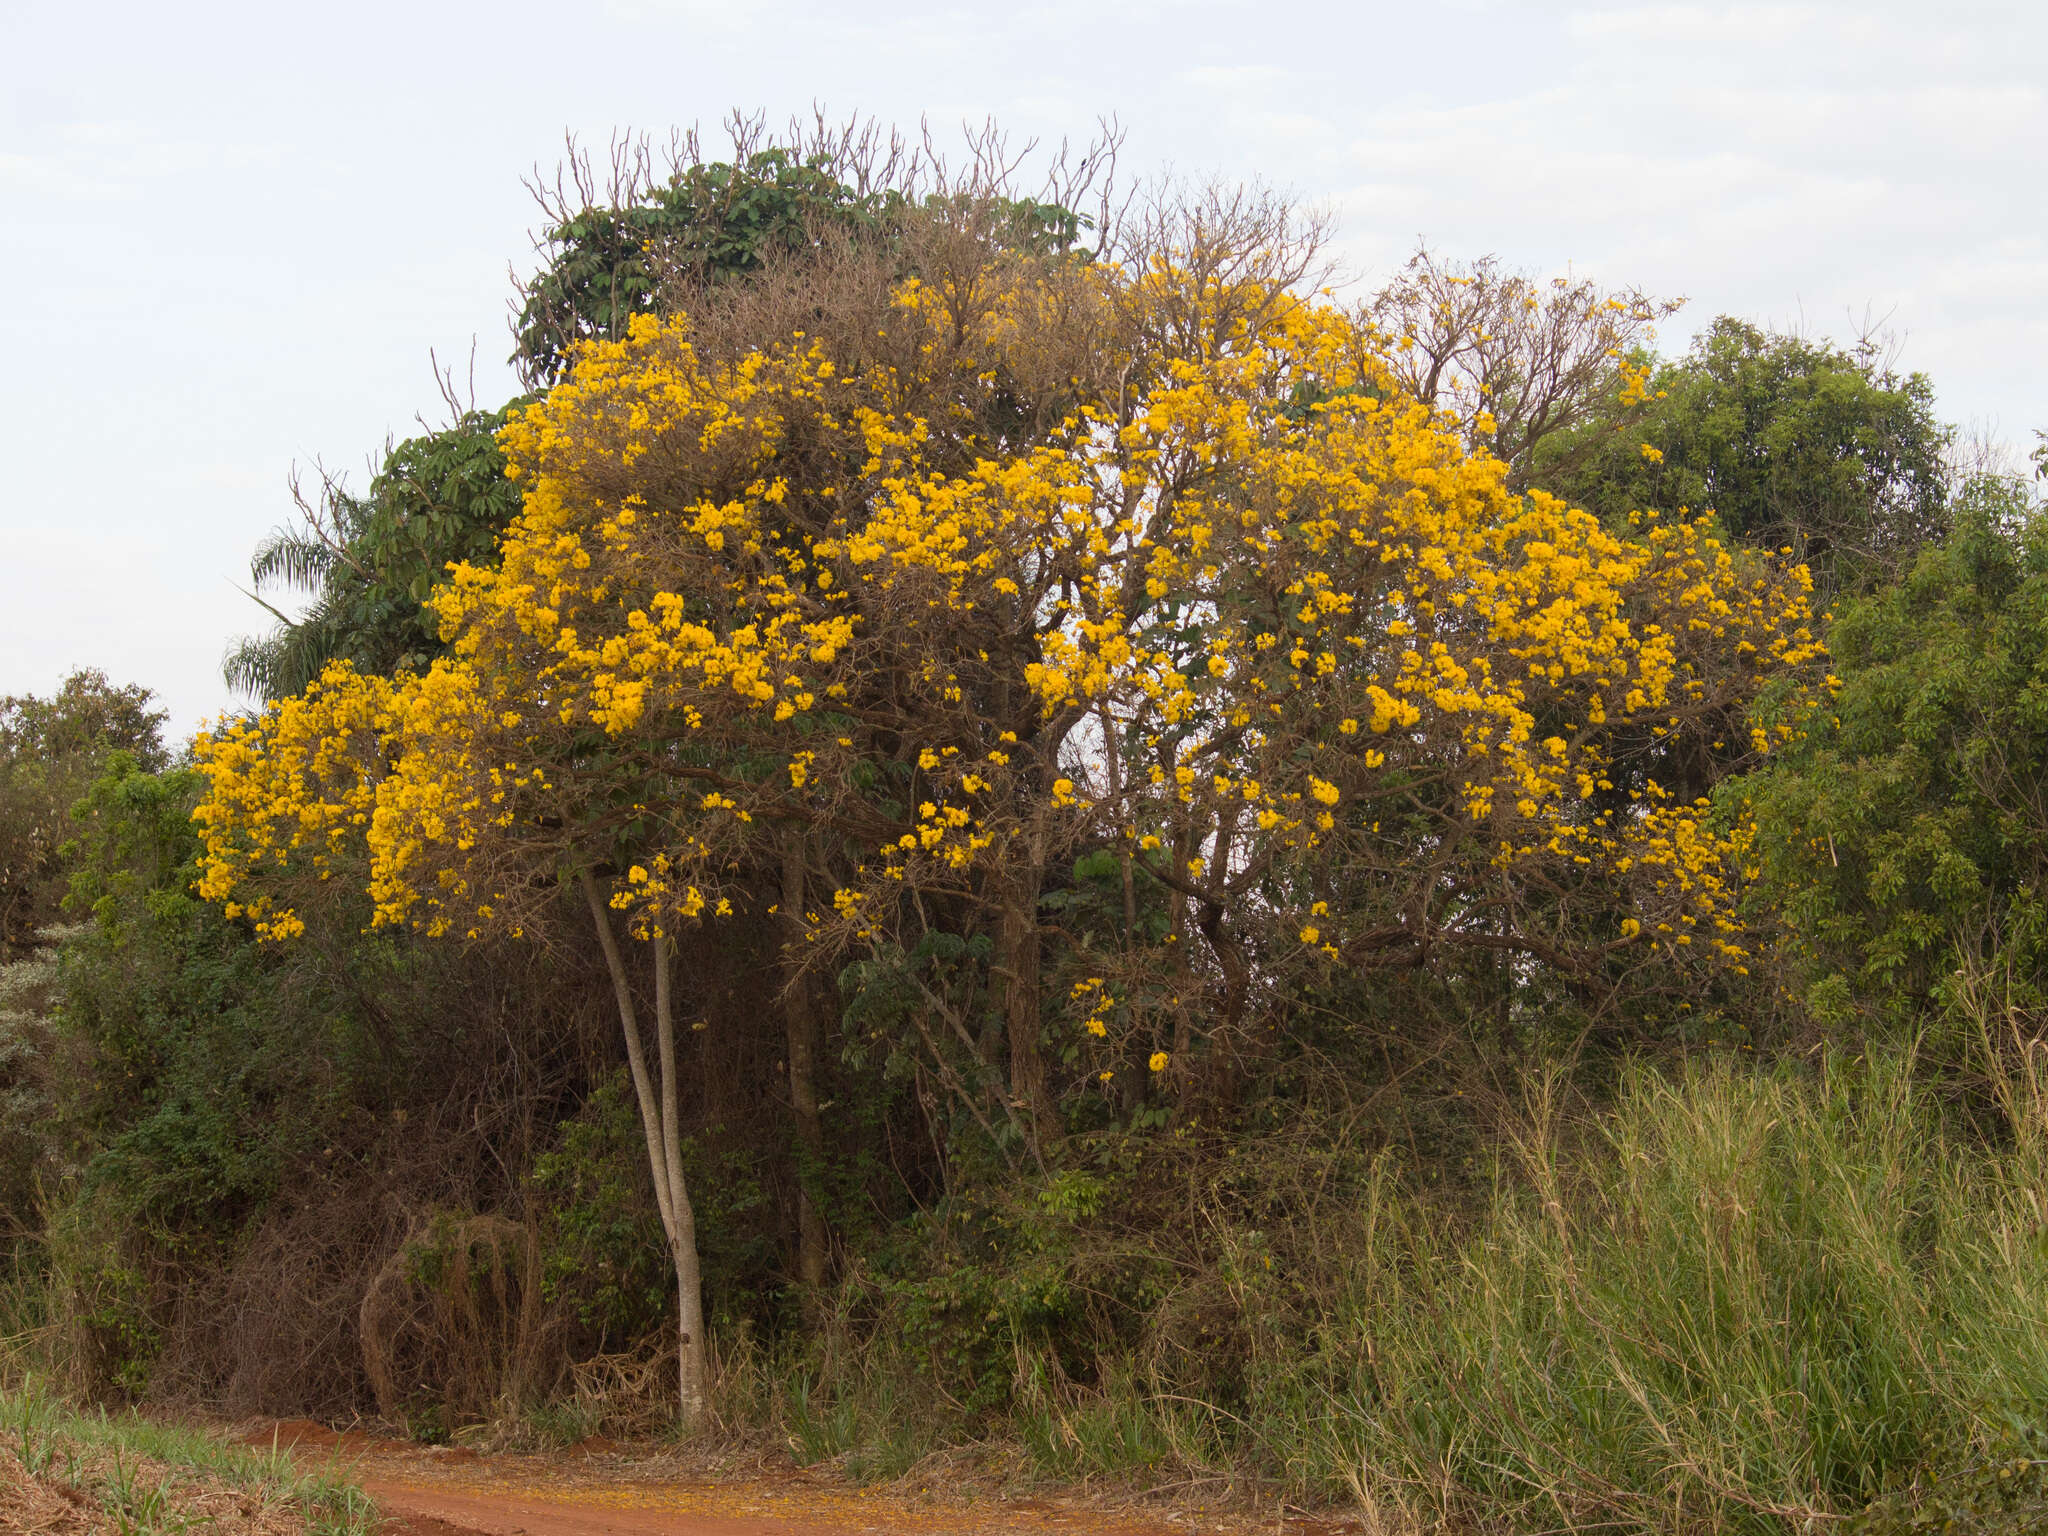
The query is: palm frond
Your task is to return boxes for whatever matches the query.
[248,529,340,594]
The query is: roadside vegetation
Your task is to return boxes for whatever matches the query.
[0,1377,373,1535]
[5,113,2047,1534]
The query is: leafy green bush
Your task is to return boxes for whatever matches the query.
[533,1073,672,1346]
[534,1069,774,1352]
[1744,481,2048,1042]
[1848,1421,2048,1536]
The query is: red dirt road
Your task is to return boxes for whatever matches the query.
[244,1421,1355,1536]
[361,1476,1190,1536]
[362,1478,895,1536]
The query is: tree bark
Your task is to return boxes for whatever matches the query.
[779,835,829,1294]
[997,862,1053,1152]
[578,869,707,1425]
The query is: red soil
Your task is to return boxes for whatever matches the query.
[239,1419,1365,1536]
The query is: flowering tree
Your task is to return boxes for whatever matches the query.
[193,195,1823,1417]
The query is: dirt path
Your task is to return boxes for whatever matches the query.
[244,1421,1359,1536]
[359,1470,1195,1536]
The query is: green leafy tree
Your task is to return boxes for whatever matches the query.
[57,756,330,1229]
[1742,475,2048,1041]
[0,676,167,1261]
[1534,317,1952,596]
[511,131,1089,391]
[0,673,167,772]
[512,147,908,389]
[44,752,372,1394]
[0,672,166,961]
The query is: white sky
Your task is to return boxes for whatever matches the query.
[4,0,2041,741]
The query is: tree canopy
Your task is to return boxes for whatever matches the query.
[0,671,167,961]
[224,402,531,704]
[1745,474,2048,1034]
[512,140,1088,390]
[1533,317,1951,597]
[512,148,908,390]
[198,216,1824,1019]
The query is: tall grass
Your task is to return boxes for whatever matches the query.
[1242,1054,2048,1531]
[692,1053,2048,1531]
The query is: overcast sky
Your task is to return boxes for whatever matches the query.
[4,0,2041,740]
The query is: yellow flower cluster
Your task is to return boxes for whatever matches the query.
[193,664,394,939]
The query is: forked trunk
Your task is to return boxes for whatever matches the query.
[579,869,708,1424]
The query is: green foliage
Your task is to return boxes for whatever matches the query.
[0,673,168,774]
[0,682,172,1249]
[41,755,400,1394]
[1743,480,2048,1028]
[512,147,1087,390]
[0,671,167,961]
[226,401,531,702]
[1848,1422,2048,1536]
[513,149,905,388]
[532,1072,671,1345]
[59,761,353,1232]
[64,752,203,922]
[1535,316,1952,595]
[44,1195,157,1398]
[873,1218,1084,1414]
[533,1069,774,1349]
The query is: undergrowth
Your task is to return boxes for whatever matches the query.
[15,1050,2047,1535]
[681,1054,2048,1534]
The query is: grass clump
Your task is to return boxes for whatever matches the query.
[0,1375,376,1535]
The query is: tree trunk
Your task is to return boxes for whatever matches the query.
[578,869,708,1425]
[997,863,1053,1152]
[779,835,829,1294]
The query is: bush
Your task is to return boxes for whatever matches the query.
[1848,1421,2048,1536]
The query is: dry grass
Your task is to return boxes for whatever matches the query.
[0,1380,376,1535]
[0,1439,314,1535]
[0,1446,96,1535]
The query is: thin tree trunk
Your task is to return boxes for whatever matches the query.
[1170,823,1197,1116]
[651,929,707,1422]
[578,869,708,1425]
[779,836,829,1294]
